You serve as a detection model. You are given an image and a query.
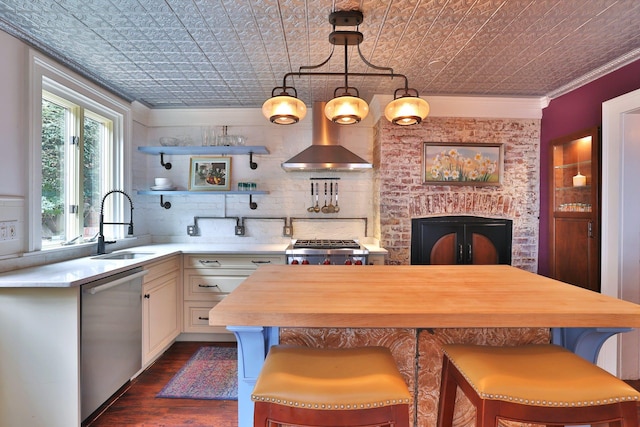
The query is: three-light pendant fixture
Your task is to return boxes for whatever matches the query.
[262,10,430,126]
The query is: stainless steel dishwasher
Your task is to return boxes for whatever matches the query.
[81,267,148,421]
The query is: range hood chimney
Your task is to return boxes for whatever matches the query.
[281,102,373,172]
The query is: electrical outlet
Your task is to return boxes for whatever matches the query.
[0,221,18,241]
[282,226,292,237]
[235,225,245,236]
[187,225,198,236]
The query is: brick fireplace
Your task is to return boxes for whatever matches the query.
[373,116,541,272]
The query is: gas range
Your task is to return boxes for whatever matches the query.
[285,239,369,265]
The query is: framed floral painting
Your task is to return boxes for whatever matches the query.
[423,142,504,186]
[189,156,231,191]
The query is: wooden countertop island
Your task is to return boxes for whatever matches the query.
[209,264,640,427]
[210,264,640,328]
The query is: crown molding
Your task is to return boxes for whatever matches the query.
[371,95,545,121]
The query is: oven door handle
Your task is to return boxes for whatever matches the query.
[84,270,148,295]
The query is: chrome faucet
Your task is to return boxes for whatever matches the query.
[97,190,134,254]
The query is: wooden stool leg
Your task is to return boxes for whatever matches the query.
[437,356,458,427]
[253,401,271,427]
[392,404,411,427]
[620,401,639,427]
[478,400,500,427]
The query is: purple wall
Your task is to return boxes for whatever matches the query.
[538,59,640,276]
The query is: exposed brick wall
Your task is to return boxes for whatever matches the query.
[373,117,541,271]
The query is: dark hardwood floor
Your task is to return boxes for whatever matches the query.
[85,341,640,427]
[85,341,237,427]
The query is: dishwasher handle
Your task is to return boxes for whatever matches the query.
[85,270,149,295]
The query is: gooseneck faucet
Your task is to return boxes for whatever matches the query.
[97,190,134,254]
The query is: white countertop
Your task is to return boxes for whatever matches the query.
[0,242,386,288]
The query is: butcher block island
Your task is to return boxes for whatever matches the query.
[209,264,640,427]
[210,264,640,328]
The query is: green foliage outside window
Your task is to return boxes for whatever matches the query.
[41,99,102,239]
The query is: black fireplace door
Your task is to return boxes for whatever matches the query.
[411,216,512,265]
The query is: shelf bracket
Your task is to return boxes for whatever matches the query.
[160,153,172,170]
[249,194,258,210]
[249,152,258,170]
[160,195,171,209]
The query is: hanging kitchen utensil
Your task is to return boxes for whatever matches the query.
[307,182,315,212]
[321,182,329,213]
[327,182,335,213]
[334,182,340,212]
[314,183,320,212]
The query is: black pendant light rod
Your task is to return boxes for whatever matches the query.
[275,9,412,94]
[280,71,410,92]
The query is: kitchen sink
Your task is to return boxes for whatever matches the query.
[92,251,155,260]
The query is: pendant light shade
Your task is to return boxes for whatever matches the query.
[324,95,369,124]
[262,94,307,125]
[384,94,430,126]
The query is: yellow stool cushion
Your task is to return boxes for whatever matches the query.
[442,343,640,407]
[251,345,411,410]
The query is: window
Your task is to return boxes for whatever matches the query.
[32,53,130,251]
[41,91,115,248]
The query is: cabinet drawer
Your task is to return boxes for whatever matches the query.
[184,254,284,269]
[144,256,181,283]
[184,271,250,300]
[183,301,228,334]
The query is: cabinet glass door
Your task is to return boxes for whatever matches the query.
[549,126,600,292]
[552,135,593,213]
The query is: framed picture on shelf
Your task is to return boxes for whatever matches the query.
[422,142,504,186]
[189,156,231,191]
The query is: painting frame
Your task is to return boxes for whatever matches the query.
[188,156,231,191]
[422,142,504,186]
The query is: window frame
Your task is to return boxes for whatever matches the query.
[29,51,132,253]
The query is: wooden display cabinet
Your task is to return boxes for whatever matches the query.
[549,126,600,292]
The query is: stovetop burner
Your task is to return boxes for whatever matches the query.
[286,239,369,265]
[292,239,361,249]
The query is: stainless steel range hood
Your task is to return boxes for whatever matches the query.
[281,102,373,172]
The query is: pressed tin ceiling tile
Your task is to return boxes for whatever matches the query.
[0,0,639,107]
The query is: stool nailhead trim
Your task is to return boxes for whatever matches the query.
[445,353,640,407]
[474,392,639,407]
[251,395,411,410]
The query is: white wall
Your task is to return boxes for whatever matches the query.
[0,30,28,198]
[132,106,377,245]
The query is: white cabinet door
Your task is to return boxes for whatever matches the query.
[142,257,181,367]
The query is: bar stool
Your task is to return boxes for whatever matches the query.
[252,345,411,427]
[437,344,640,427]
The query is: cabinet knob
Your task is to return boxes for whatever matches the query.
[143,294,150,299]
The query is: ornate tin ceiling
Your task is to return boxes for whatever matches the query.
[1,0,639,108]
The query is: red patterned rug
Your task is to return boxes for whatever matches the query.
[156,346,237,400]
